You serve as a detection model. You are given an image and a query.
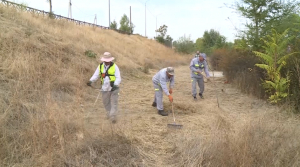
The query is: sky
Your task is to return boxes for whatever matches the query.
[12,0,246,42]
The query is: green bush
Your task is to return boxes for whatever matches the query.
[84,50,97,58]
[173,35,195,54]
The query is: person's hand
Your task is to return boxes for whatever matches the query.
[111,85,119,91]
[101,73,106,78]
[87,81,92,86]
[168,95,173,102]
[169,89,173,94]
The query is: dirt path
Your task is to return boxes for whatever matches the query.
[83,66,278,166]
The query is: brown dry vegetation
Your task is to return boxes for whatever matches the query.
[1,5,300,167]
[0,5,185,166]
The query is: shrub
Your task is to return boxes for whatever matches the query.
[173,35,195,54]
[217,49,267,98]
[84,50,97,58]
[253,29,298,104]
[210,48,230,70]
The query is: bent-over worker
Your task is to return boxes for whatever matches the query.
[152,67,175,116]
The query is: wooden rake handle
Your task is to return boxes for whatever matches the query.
[171,102,176,123]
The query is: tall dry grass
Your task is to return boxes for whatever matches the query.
[171,109,300,167]
[210,48,267,98]
[0,5,187,166]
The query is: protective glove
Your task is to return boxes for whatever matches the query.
[111,85,119,91]
[169,89,173,94]
[87,81,92,86]
[168,95,173,102]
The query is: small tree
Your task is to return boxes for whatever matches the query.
[165,35,173,48]
[155,25,173,48]
[173,35,195,54]
[202,29,227,54]
[155,25,168,44]
[110,20,118,30]
[253,29,298,103]
[119,14,134,34]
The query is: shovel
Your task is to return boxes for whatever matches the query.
[167,102,183,129]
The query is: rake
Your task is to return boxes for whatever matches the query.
[167,102,183,129]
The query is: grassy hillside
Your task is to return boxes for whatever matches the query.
[0,5,186,166]
[1,5,300,167]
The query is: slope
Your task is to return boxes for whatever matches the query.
[0,5,185,166]
[1,5,300,167]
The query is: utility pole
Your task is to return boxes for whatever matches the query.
[130,6,132,34]
[145,0,150,37]
[109,0,111,27]
[94,14,97,25]
[156,16,157,37]
[68,0,72,18]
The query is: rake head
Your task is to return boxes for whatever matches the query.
[167,123,183,129]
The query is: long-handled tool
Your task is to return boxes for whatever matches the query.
[167,102,183,129]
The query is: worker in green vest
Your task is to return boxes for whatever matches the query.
[87,52,121,124]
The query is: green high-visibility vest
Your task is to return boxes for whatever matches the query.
[98,62,116,84]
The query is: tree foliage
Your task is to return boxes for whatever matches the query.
[253,29,299,103]
[110,20,118,30]
[173,35,195,54]
[155,25,173,47]
[119,14,134,34]
[235,0,300,50]
[199,29,228,54]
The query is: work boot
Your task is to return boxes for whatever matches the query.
[193,95,197,100]
[152,102,157,107]
[110,116,117,124]
[158,110,168,116]
[199,93,204,99]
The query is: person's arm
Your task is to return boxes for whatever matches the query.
[204,61,210,78]
[189,59,199,73]
[159,73,170,96]
[89,66,100,82]
[169,75,175,89]
[113,65,121,86]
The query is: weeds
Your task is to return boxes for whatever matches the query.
[84,50,97,58]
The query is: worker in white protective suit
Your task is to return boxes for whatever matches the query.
[152,67,175,116]
[87,52,121,123]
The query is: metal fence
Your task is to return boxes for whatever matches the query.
[0,0,133,35]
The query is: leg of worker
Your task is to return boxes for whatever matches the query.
[102,91,111,118]
[192,78,197,97]
[154,84,163,110]
[153,83,157,105]
[109,88,120,122]
[199,77,205,94]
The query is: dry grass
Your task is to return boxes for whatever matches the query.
[2,5,300,167]
[172,111,300,167]
[0,5,187,166]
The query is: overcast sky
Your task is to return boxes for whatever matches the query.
[13,0,246,42]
